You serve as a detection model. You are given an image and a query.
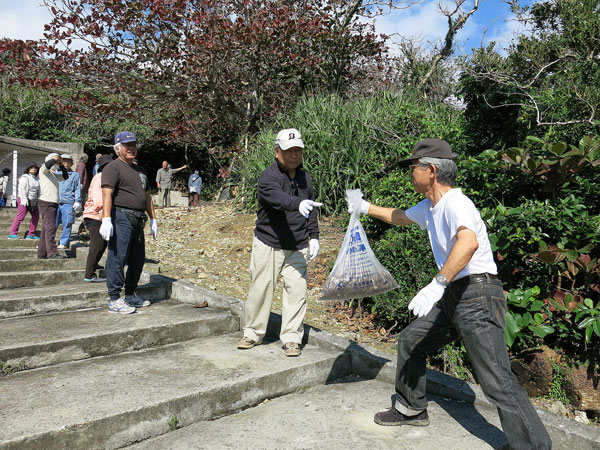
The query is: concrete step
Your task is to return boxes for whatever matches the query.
[0,268,86,289]
[0,238,39,248]
[0,301,239,370]
[0,257,84,272]
[0,208,16,217]
[0,281,169,319]
[128,377,509,450]
[0,248,40,259]
[0,333,350,450]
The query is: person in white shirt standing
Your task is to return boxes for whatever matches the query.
[351,139,551,450]
[187,170,202,207]
[9,162,40,239]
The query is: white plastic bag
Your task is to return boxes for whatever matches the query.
[319,189,399,301]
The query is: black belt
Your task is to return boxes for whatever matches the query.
[450,273,498,286]
[115,206,145,217]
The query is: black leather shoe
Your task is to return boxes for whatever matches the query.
[49,254,66,259]
[374,408,429,426]
[37,256,47,259]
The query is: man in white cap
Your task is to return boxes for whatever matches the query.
[237,128,322,357]
[55,153,82,249]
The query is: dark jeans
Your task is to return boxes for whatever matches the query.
[106,209,146,300]
[394,276,552,450]
[37,200,59,258]
[84,218,107,279]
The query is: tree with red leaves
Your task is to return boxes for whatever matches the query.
[2,0,395,150]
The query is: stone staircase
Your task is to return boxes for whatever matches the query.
[0,207,598,450]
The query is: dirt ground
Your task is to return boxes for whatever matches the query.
[145,201,398,354]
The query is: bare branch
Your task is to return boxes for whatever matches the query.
[420,0,481,89]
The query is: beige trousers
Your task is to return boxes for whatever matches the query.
[243,235,309,345]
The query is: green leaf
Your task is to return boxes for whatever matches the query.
[519,313,533,327]
[529,324,554,338]
[578,317,595,328]
[488,234,499,251]
[593,320,600,338]
[584,298,594,309]
[551,142,567,155]
[548,298,568,312]
[504,313,519,347]
[534,313,544,324]
[531,300,544,311]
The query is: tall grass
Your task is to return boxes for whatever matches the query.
[237,90,466,215]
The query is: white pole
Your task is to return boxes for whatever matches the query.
[11,149,18,207]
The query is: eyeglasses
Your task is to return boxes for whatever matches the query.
[409,163,429,172]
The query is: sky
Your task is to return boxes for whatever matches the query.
[0,0,534,55]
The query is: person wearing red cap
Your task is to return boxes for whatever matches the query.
[350,139,551,449]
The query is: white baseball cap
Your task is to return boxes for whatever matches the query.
[275,128,304,150]
[61,153,73,160]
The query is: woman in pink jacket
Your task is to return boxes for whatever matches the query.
[82,155,113,282]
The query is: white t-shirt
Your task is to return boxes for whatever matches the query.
[406,188,497,280]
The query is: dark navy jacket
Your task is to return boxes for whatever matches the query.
[254,159,319,250]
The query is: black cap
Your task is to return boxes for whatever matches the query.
[395,139,457,167]
[97,155,113,172]
[23,162,39,174]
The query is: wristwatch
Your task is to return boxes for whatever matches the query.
[435,274,449,287]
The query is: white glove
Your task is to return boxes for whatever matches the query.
[73,202,81,211]
[348,199,370,216]
[309,238,319,260]
[99,217,113,241]
[150,219,158,240]
[299,200,323,218]
[408,278,447,317]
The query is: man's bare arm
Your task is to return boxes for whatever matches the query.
[367,204,414,226]
[438,227,479,282]
[145,192,156,220]
[174,165,188,173]
[102,187,114,219]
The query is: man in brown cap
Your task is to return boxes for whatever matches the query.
[349,139,551,449]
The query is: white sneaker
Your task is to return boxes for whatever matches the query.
[108,298,136,314]
[57,244,67,249]
[124,293,151,308]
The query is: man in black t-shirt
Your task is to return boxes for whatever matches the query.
[100,131,158,314]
